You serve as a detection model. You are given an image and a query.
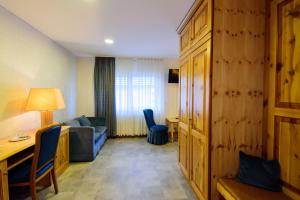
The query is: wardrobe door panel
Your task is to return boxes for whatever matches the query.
[178,122,190,178]
[190,40,211,200]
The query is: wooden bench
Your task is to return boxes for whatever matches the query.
[217,178,292,200]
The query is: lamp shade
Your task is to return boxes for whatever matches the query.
[26,88,65,111]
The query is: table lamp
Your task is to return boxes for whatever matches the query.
[26,88,65,127]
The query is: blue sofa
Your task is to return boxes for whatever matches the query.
[64,116,107,162]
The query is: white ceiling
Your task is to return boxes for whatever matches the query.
[0,0,194,58]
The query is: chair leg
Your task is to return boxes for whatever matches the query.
[51,169,58,194]
[30,182,37,200]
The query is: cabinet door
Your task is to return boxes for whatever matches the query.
[180,57,190,124]
[191,0,211,45]
[180,22,191,54]
[60,132,69,168]
[179,122,189,178]
[190,40,211,200]
[55,129,70,177]
[179,57,190,178]
[0,161,9,200]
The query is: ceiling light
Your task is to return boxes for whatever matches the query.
[105,39,114,44]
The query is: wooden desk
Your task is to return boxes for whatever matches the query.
[166,117,179,142]
[0,126,70,200]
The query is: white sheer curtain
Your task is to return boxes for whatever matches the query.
[115,58,166,136]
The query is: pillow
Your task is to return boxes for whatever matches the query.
[64,119,81,127]
[77,115,92,126]
[237,151,281,192]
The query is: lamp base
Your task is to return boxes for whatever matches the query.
[41,111,53,128]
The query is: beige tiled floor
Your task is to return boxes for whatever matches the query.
[12,138,197,200]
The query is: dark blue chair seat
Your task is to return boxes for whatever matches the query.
[143,109,168,145]
[9,160,53,184]
[150,125,168,132]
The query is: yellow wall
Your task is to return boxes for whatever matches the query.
[0,6,77,139]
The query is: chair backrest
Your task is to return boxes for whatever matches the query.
[143,109,156,130]
[32,125,61,174]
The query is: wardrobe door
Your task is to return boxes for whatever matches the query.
[179,57,190,178]
[190,40,211,200]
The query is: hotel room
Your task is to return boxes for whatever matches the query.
[0,0,299,199]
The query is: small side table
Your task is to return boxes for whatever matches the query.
[166,117,179,142]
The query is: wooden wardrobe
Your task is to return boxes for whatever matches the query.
[177,0,266,199]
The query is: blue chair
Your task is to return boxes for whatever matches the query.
[9,125,62,200]
[143,109,168,145]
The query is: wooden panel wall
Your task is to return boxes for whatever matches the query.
[211,0,266,199]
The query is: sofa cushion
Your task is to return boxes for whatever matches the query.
[78,115,92,126]
[95,126,107,144]
[64,119,81,127]
[95,126,107,134]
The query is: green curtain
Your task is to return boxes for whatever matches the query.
[94,57,116,137]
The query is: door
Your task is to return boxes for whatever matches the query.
[179,56,190,178]
[190,40,211,200]
[268,0,300,198]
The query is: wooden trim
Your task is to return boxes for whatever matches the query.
[177,0,204,34]
[217,182,236,200]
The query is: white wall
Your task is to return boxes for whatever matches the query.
[77,57,95,117]
[163,59,179,118]
[76,57,179,119]
[0,6,77,139]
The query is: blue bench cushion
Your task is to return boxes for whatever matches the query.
[9,159,53,184]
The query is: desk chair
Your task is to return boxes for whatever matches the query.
[9,125,61,200]
[143,109,168,145]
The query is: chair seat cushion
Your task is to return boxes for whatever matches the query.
[9,159,53,184]
[150,125,168,132]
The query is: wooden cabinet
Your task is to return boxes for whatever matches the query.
[267,0,300,198]
[178,0,265,199]
[0,161,8,200]
[55,127,69,177]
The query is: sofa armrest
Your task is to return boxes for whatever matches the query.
[69,126,95,155]
[87,117,106,126]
